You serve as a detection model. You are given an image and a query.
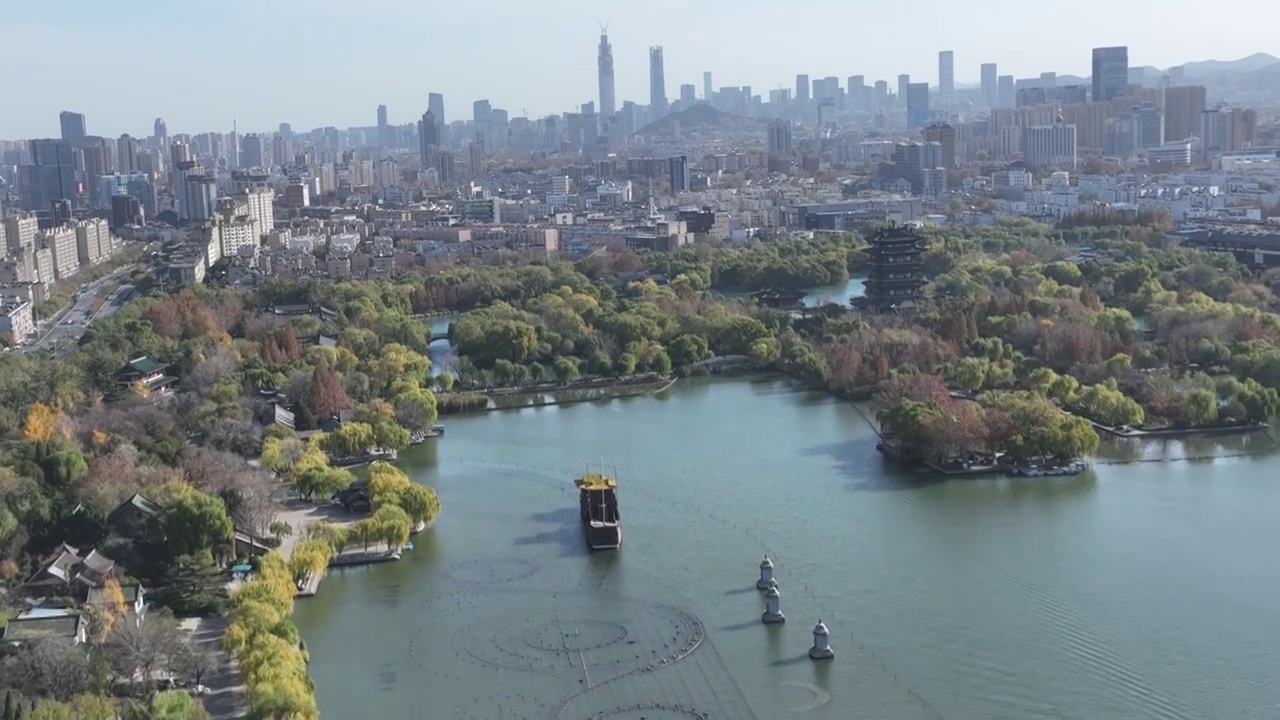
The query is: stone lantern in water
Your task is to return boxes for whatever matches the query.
[809,619,834,660]
[757,556,775,590]
[762,584,785,624]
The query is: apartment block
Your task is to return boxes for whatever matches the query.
[39,226,80,280]
[0,297,35,344]
[74,218,110,268]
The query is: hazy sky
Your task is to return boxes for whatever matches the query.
[1,0,1273,139]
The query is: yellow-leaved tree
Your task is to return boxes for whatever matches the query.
[22,402,64,441]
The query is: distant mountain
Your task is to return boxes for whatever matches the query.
[1181,53,1280,75]
[634,104,766,137]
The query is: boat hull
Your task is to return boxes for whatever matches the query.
[584,523,622,550]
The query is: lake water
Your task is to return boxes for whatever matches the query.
[293,376,1280,720]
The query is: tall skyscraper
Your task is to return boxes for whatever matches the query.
[1164,85,1207,141]
[650,47,668,119]
[154,117,167,139]
[847,76,865,110]
[767,119,793,155]
[418,110,438,166]
[981,64,998,107]
[23,140,75,211]
[428,93,446,146]
[228,120,240,170]
[598,30,616,118]
[59,112,86,146]
[906,83,930,128]
[1092,46,1129,102]
[377,105,389,148]
[680,84,697,106]
[795,74,810,103]
[241,134,266,168]
[474,99,492,125]
[938,51,954,97]
[897,74,910,102]
[997,75,1015,108]
[668,155,689,193]
[116,134,140,173]
[703,71,713,101]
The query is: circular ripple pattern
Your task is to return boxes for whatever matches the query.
[443,558,541,586]
[525,620,629,652]
[588,703,711,719]
[430,597,703,680]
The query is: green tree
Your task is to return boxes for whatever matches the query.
[668,334,711,367]
[322,422,375,457]
[950,357,989,393]
[161,491,234,562]
[394,387,438,432]
[553,357,580,384]
[1181,388,1218,426]
[397,483,442,528]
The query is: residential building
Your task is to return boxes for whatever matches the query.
[74,218,110,268]
[922,124,956,168]
[23,139,76,210]
[39,225,79,280]
[1021,120,1077,169]
[4,213,37,256]
[768,119,793,155]
[116,134,140,173]
[1201,107,1258,156]
[0,297,35,343]
[1164,85,1207,142]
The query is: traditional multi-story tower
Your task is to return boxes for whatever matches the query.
[857,224,928,312]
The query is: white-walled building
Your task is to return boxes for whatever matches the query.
[0,297,35,343]
[1021,121,1077,170]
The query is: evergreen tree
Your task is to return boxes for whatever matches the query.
[4,690,14,720]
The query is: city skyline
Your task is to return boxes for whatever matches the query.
[0,0,1276,138]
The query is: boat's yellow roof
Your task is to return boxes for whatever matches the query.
[575,473,617,490]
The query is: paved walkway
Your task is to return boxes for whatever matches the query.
[180,616,246,720]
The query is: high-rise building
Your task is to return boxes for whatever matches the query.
[922,124,956,168]
[796,74,810,103]
[649,47,668,119]
[428,93,446,146]
[668,155,689,193]
[468,136,484,176]
[906,83,930,128]
[981,64,998,107]
[474,99,492,125]
[997,75,1015,108]
[897,74,910,102]
[768,119,793,155]
[228,122,240,170]
[111,195,144,230]
[1163,85,1207,142]
[60,112,87,146]
[679,84,696,106]
[23,139,76,211]
[154,118,167,140]
[1021,120,1077,169]
[240,134,266,168]
[703,71,713,101]
[418,110,439,166]
[847,76,865,110]
[1200,106,1258,155]
[598,31,616,118]
[116,135,139,174]
[1092,46,1129,102]
[377,105,389,148]
[1132,102,1164,149]
[938,51,954,97]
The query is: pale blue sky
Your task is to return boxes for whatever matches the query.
[1,0,1272,139]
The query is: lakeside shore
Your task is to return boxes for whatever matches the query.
[438,375,678,414]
